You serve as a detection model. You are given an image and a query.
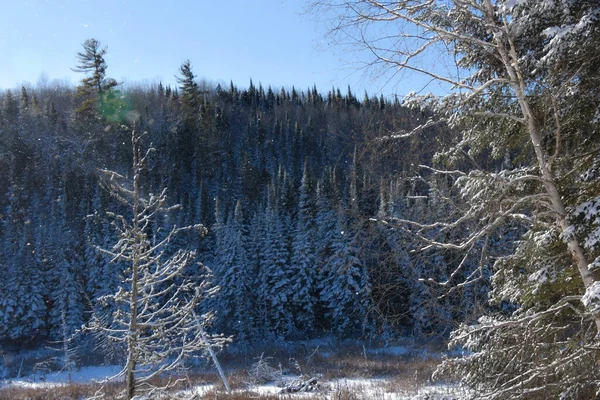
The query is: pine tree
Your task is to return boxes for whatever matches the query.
[176,59,200,123]
[72,38,117,118]
[289,165,318,333]
[212,200,255,339]
[84,188,120,302]
[46,189,84,341]
[13,220,47,340]
[256,195,295,337]
[313,181,338,330]
[320,208,374,337]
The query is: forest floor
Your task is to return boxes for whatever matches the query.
[0,338,467,399]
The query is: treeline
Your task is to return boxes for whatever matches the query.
[0,49,495,348]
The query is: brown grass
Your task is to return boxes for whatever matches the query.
[1,341,444,399]
[0,382,121,400]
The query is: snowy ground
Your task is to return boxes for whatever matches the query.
[1,365,466,399]
[0,364,122,388]
[0,339,467,399]
[187,378,466,399]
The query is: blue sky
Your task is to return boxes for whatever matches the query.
[1,0,449,98]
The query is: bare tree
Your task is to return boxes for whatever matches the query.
[88,127,227,399]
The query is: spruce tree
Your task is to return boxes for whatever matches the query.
[320,207,374,336]
[212,200,255,339]
[290,165,318,333]
[256,195,295,337]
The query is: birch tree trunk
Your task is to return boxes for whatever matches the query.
[482,0,600,332]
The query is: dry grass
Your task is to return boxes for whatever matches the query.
[0,382,121,400]
[1,341,445,399]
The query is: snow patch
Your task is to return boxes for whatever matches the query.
[528,266,550,285]
[589,256,600,272]
[582,282,600,314]
[2,365,123,389]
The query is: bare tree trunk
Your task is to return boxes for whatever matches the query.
[193,311,230,393]
[61,309,72,385]
[125,133,141,399]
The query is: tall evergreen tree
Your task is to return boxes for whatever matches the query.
[256,195,295,337]
[289,165,318,333]
[176,59,200,123]
[320,207,374,336]
[212,200,255,339]
[72,38,117,117]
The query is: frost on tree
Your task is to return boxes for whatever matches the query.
[290,165,318,333]
[210,199,255,339]
[313,0,600,398]
[256,193,296,337]
[319,207,374,336]
[87,128,226,399]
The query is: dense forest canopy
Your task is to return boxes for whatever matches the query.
[0,44,488,352]
[3,0,600,395]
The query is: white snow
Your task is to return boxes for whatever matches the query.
[2,365,122,389]
[180,378,465,400]
[589,256,600,272]
[575,197,600,249]
[2,365,467,399]
[582,281,600,314]
[528,266,550,284]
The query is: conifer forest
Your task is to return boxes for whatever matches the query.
[2,1,600,399]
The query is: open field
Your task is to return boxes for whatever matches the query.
[0,340,466,399]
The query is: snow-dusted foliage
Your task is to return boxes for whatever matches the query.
[87,130,225,399]
[211,200,255,339]
[0,180,47,341]
[1,45,479,348]
[574,196,600,250]
[289,166,318,333]
[255,197,295,337]
[314,0,600,397]
[46,188,84,340]
[319,208,374,336]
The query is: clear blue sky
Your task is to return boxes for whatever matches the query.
[0,0,448,98]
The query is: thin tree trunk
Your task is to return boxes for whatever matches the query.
[484,0,600,332]
[193,311,230,393]
[125,132,141,399]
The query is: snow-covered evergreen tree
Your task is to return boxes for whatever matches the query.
[320,208,374,336]
[46,189,85,341]
[289,165,318,334]
[256,193,295,337]
[84,187,120,301]
[313,181,339,330]
[314,0,600,396]
[212,200,255,339]
[0,175,47,341]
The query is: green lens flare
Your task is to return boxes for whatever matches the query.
[98,89,134,124]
